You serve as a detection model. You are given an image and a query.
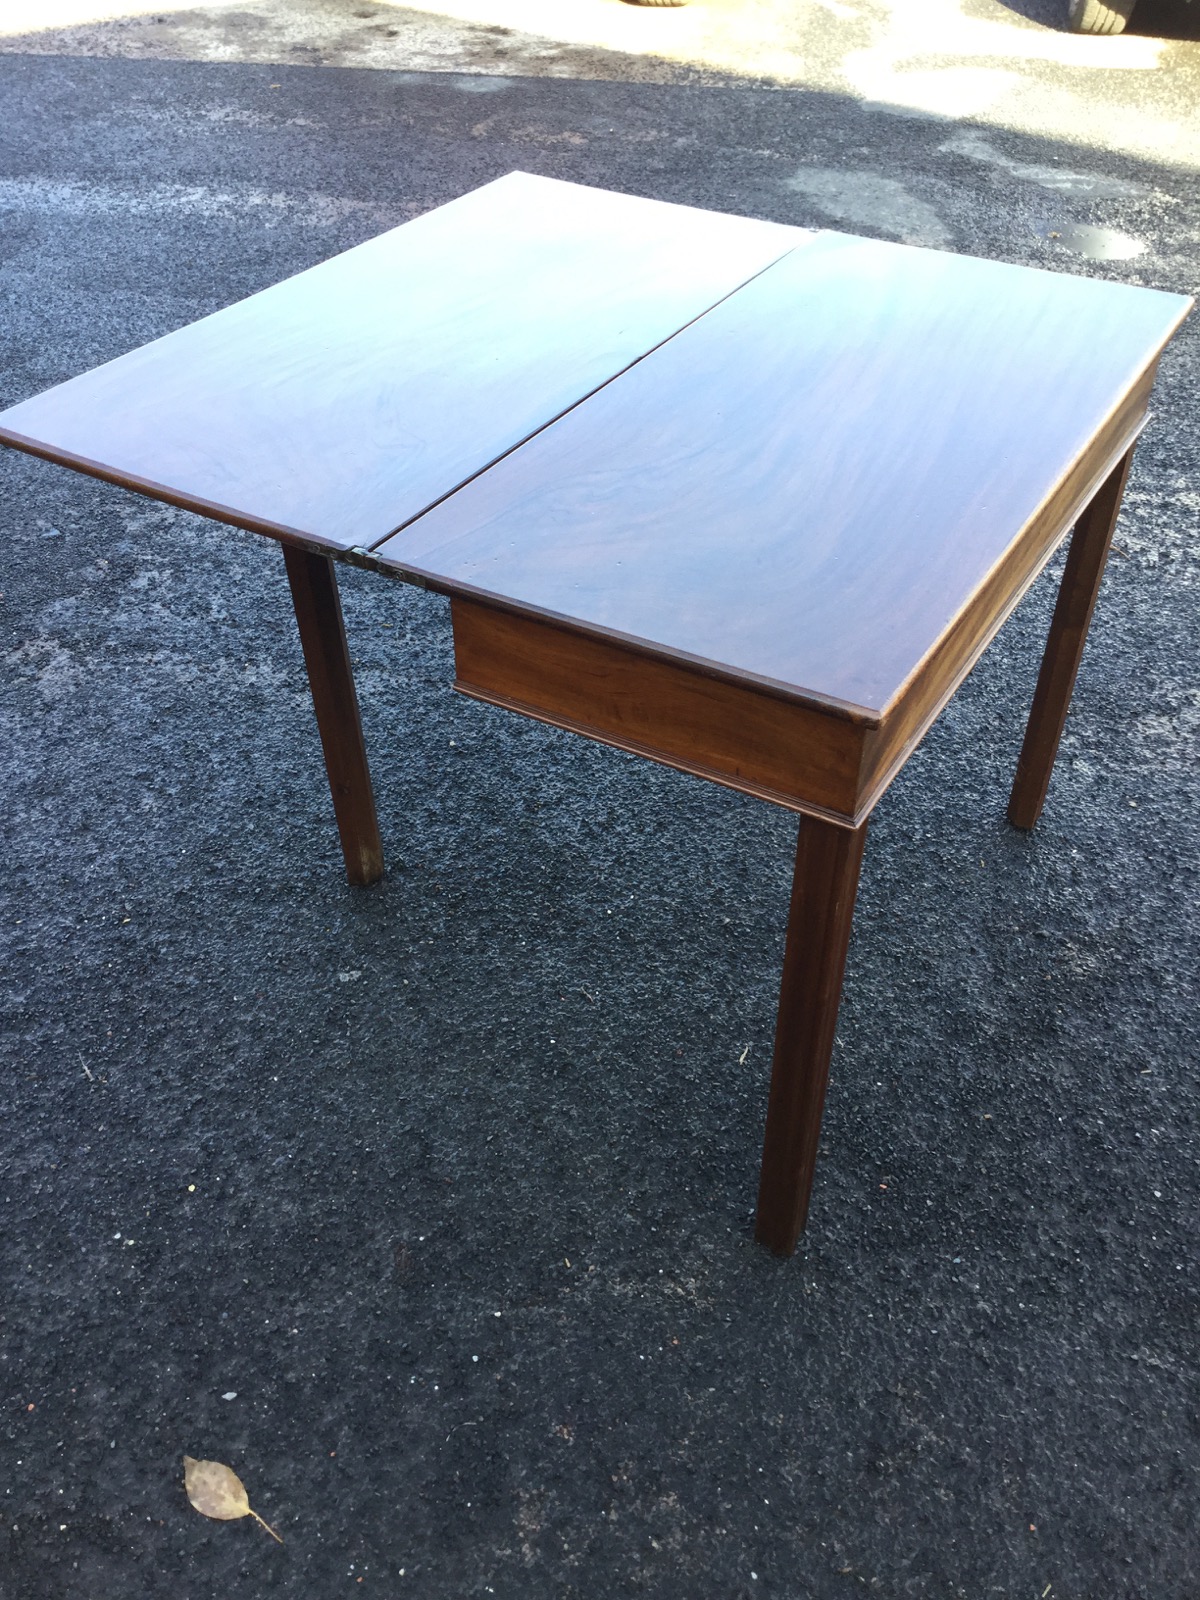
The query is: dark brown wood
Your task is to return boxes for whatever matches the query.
[1,169,1193,1254]
[1007,447,1135,830]
[442,368,1157,830]
[283,545,383,887]
[450,597,869,820]
[857,387,1152,822]
[379,234,1189,724]
[755,816,868,1255]
[0,174,799,553]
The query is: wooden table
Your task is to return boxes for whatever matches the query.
[1,173,1190,1254]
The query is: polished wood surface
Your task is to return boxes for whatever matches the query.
[378,233,1189,719]
[755,816,867,1256]
[451,597,867,820]
[0,173,800,552]
[283,546,383,886]
[447,373,1158,828]
[1008,447,1135,830]
[4,169,1193,1249]
[856,387,1152,824]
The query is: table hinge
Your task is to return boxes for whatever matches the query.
[343,545,384,573]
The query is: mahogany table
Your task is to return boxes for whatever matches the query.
[1,173,1190,1254]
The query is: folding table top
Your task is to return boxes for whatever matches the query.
[1,171,1190,721]
[0,173,801,552]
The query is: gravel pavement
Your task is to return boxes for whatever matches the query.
[1,5,1198,1597]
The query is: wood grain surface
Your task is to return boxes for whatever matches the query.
[451,597,868,818]
[0,172,801,551]
[856,381,1153,822]
[379,233,1190,718]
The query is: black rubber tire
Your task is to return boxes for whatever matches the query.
[1067,0,1135,32]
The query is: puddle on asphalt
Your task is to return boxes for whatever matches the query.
[1036,222,1146,260]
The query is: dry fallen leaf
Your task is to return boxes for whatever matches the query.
[183,1456,282,1543]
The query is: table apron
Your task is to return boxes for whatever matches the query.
[450,597,870,827]
[447,369,1153,829]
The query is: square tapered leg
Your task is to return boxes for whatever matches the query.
[283,545,384,886]
[1008,447,1135,831]
[755,816,867,1255]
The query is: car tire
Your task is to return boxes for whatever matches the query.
[1067,0,1136,32]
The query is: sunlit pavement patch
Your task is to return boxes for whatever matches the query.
[1,0,1198,166]
[784,166,952,248]
[940,130,1148,199]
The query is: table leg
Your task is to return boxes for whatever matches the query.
[282,544,384,886]
[755,815,867,1255]
[1008,447,1135,831]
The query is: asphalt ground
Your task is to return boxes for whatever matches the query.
[6,0,1200,167]
[1,37,1198,1600]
